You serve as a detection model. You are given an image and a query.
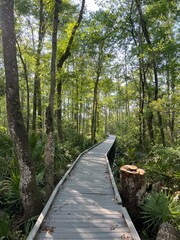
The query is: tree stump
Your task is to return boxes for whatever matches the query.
[119,165,146,220]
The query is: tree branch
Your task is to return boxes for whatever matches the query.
[57,0,85,69]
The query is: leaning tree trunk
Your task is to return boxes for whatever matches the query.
[1,0,43,218]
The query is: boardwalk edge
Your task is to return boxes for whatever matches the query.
[121,206,141,240]
[105,135,141,240]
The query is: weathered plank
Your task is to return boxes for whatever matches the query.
[37,232,132,239]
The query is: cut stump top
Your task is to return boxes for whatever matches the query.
[120,165,145,175]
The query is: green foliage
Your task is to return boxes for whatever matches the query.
[0,133,13,158]
[0,133,16,181]
[29,132,45,172]
[15,0,33,15]
[54,143,71,178]
[5,231,25,240]
[142,145,180,189]
[141,191,180,232]
[0,80,5,97]
[24,215,38,236]
[0,170,22,213]
[0,213,10,238]
[0,212,25,240]
[115,117,144,161]
[62,123,92,153]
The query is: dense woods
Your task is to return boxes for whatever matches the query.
[0,0,179,239]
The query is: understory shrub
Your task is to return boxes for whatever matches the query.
[142,145,180,190]
[141,191,180,233]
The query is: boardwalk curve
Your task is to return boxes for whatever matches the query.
[27,135,140,240]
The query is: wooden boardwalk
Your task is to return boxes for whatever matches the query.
[27,135,140,240]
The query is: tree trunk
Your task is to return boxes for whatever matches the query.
[91,43,104,144]
[120,165,146,220]
[32,0,45,132]
[1,0,43,218]
[57,79,63,141]
[91,74,99,144]
[16,40,30,133]
[44,0,60,198]
[147,89,155,144]
[167,60,176,142]
[138,57,146,146]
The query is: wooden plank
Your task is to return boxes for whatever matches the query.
[39,226,129,233]
[42,218,127,225]
[48,204,122,211]
[37,237,132,240]
[37,231,132,239]
[44,213,123,220]
[54,195,116,204]
[50,202,122,208]
[49,210,122,216]
[43,217,128,225]
[60,187,114,194]
[39,221,128,229]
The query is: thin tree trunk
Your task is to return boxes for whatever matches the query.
[167,59,175,142]
[124,47,129,117]
[32,0,45,132]
[153,62,165,146]
[78,79,83,134]
[91,42,104,144]
[129,14,147,146]
[16,40,30,133]
[1,0,43,218]
[170,70,175,141]
[44,0,60,198]
[57,80,63,141]
[91,74,99,144]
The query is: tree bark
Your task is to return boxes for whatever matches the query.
[32,0,45,132]
[91,43,104,144]
[57,79,63,140]
[44,0,60,198]
[120,165,146,220]
[1,0,43,218]
[91,76,99,144]
[16,39,30,133]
